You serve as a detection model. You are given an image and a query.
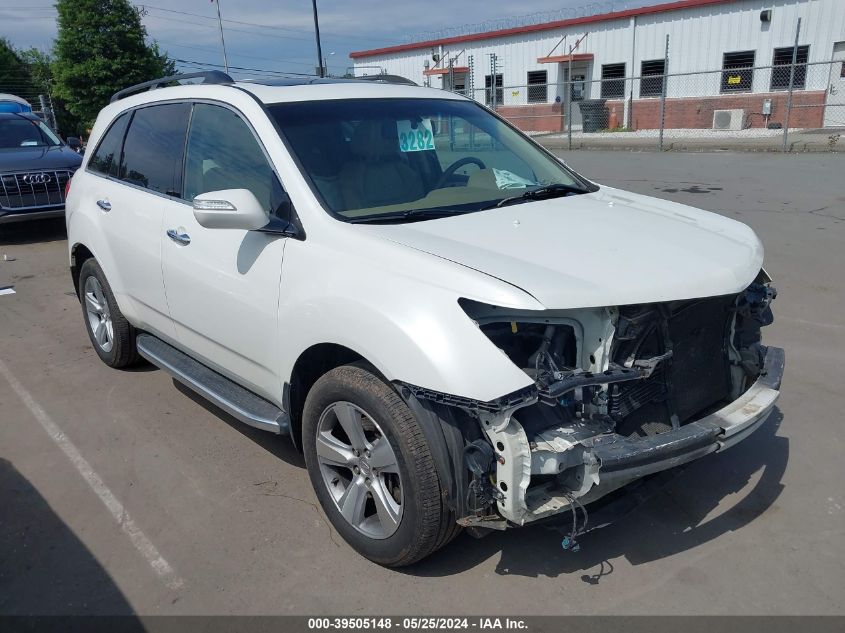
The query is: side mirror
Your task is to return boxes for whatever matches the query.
[66,136,81,149]
[193,189,269,230]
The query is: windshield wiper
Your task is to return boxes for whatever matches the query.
[485,183,588,210]
[347,208,471,224]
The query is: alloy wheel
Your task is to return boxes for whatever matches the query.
[83,276,114,353]
[315,401,404,539]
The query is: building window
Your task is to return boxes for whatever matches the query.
[639,59,665,97]
[600,63,626,99]
[569,73,586,101]
[721,51,755,93]
[446,72,466,96]
[771,45,809,90]
[527,70,548,103]
[485,74,503,107]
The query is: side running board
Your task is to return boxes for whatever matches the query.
[137,333,290,436]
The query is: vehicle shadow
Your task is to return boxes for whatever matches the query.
[405,408,788,579]
[0,217,67,246]
[0,457,143,620]
[172,380,305,468]
[121,363,159,373]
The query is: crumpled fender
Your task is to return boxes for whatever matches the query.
[277,233,543,403]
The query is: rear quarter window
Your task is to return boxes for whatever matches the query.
[88,112,131,177]
[119,103,190,196]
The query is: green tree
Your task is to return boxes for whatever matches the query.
[19,48,53,93]
[0,37,34,102]
[52,0,174,128]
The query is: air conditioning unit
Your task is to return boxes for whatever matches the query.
[712,109,745,131]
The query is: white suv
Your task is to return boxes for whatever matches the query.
[66,72,784,566]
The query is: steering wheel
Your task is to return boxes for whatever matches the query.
[436,157,486,189]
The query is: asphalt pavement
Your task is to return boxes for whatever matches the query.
[0,151,843,616]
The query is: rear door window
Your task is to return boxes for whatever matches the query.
[119,103,190,196]
[88,111,131,177]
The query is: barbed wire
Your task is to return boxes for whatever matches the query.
[404,1,641,43]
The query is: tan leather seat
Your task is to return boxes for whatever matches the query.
[339,120,426,210]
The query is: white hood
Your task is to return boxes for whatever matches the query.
[361,186,764,309]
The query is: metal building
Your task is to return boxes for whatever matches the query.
[350,0,845,132]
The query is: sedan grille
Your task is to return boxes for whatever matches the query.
[0,170,74,210]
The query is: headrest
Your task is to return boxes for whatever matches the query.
[349,119,399,161]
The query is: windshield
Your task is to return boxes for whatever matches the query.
[0,117,61,149]
[267,98,594,222]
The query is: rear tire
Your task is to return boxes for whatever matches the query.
[303,363,455,566]
[78,258,141,368]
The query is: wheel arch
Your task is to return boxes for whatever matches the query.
[287,342,366,450]
[286,341,476,522]
[70,242,96,298]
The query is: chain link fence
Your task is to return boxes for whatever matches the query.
[448,58,844,152]
[6,54,844,151]
[0,66,60,131]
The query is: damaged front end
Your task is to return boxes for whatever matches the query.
[399,272,784,534]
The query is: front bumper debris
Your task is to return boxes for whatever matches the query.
[415,346,784,528]
[589,346,783,486]
[519,345,784,523]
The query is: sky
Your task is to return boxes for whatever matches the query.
[0,0,658,78]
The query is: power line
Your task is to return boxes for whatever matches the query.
[0,9,322,74]
[2,4,389,46]
[139,4,396,44]
[158,40,314,68]
[174,58,317,78]
[0,6,312,43]
[0,12,55,20]
[142,13,315,43]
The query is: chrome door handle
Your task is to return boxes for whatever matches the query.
[166,228,191,245]
[96,199,111,212]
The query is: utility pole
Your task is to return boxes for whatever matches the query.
[489,53,498,110]
[628,15,637,129]
[213,0,229,74]
[567,52,573,150]
[658,34,669,151]
[565,33,589,151]
[312,0,325,78]
[782,18,801,153]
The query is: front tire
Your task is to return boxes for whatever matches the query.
[78,258,140,368]
[303,364,455,566]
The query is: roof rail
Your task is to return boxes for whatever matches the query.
[110,71,234,103]
[354,74,418,86]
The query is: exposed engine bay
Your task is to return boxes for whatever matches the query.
[402,272,782,539]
